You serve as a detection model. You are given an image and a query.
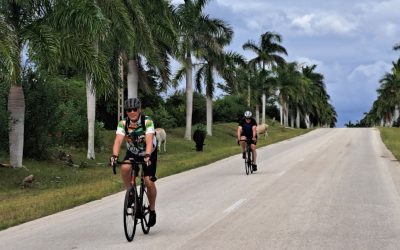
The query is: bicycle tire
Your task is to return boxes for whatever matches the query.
[140,184,151,234]
[247,149,253,174]
[244,149,249,175]
[123,187,137,242]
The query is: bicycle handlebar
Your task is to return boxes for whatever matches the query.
[239,139,255,142]
[111,154,149,175]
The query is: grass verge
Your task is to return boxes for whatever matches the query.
[379,127,400,161]
[0,122,310,230]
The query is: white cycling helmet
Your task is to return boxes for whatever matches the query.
[244,111,252,118]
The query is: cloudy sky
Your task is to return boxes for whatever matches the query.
[172,0,400,127]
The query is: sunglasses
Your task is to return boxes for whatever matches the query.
[126,108,139,113]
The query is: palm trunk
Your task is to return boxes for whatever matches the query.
[86,41,99,160]
[256,104,260,125]
[283,99,289,127]
[127,58,139,98]
[296,107,300,128]
[261,93,266,124]
[290,106,294,128]
[206,95,212,136]
[304,113,310,128]
[393,104,399,125]
[184,55,193,140]
[86,73,96,159]
[8,85,25,167]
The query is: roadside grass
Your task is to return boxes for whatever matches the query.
[379,127,400,161]
[0,122,310,230]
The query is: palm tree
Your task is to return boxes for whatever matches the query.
[377,59,400,126]
[192,22,247,135]
[122,0,176,100]
[51,0,115,159]
[301,64,336,128]
[1,0,111,166]
[175,0,232,139]
[195,50,244,135]
[1,1,57,167]
[275,62,302,127]
[243,31,287,124]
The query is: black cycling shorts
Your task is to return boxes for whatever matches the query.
[123,150,157,180]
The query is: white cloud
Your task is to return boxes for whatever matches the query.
[291,13,358,35]
[291,14,313,32]
[348,61,392,80]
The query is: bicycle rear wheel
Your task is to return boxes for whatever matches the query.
[123,188,137,242]
[249,151,253,174]
[140,184,151,234]
[244,158,249,175]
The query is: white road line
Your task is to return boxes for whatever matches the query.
[223,199,247,214]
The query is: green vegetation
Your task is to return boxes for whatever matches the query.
[379,127,400,160]
[0,122,310,230]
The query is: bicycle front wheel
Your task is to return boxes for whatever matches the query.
[244,157,249,175]
[123,188,137,242]
[247,150,253,174]
[247,151,253,174]
[140,184,151,234]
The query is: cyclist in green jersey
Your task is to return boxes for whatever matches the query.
[110,97,157,227]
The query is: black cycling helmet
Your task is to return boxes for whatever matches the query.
[124,97,141,110]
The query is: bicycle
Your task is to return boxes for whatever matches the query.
[241,139,254,175]
[111,154,153,242]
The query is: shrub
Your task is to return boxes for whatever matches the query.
[142,106,177,129]
[54,100,88,147]
[23,71,59,159]
[213,95,248,123]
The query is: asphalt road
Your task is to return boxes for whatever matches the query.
[2,128,400,250]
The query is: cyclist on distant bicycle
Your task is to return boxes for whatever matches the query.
[110,97,157,227]
[237,111,258,171]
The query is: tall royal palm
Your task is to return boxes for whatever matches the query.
[275,62,302,127]
[175,0,231,139]
[52,0,113,159]
[1,0,111,166]
[301,65,334,128]
[195,48,244,135]
[243,31,287,124]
